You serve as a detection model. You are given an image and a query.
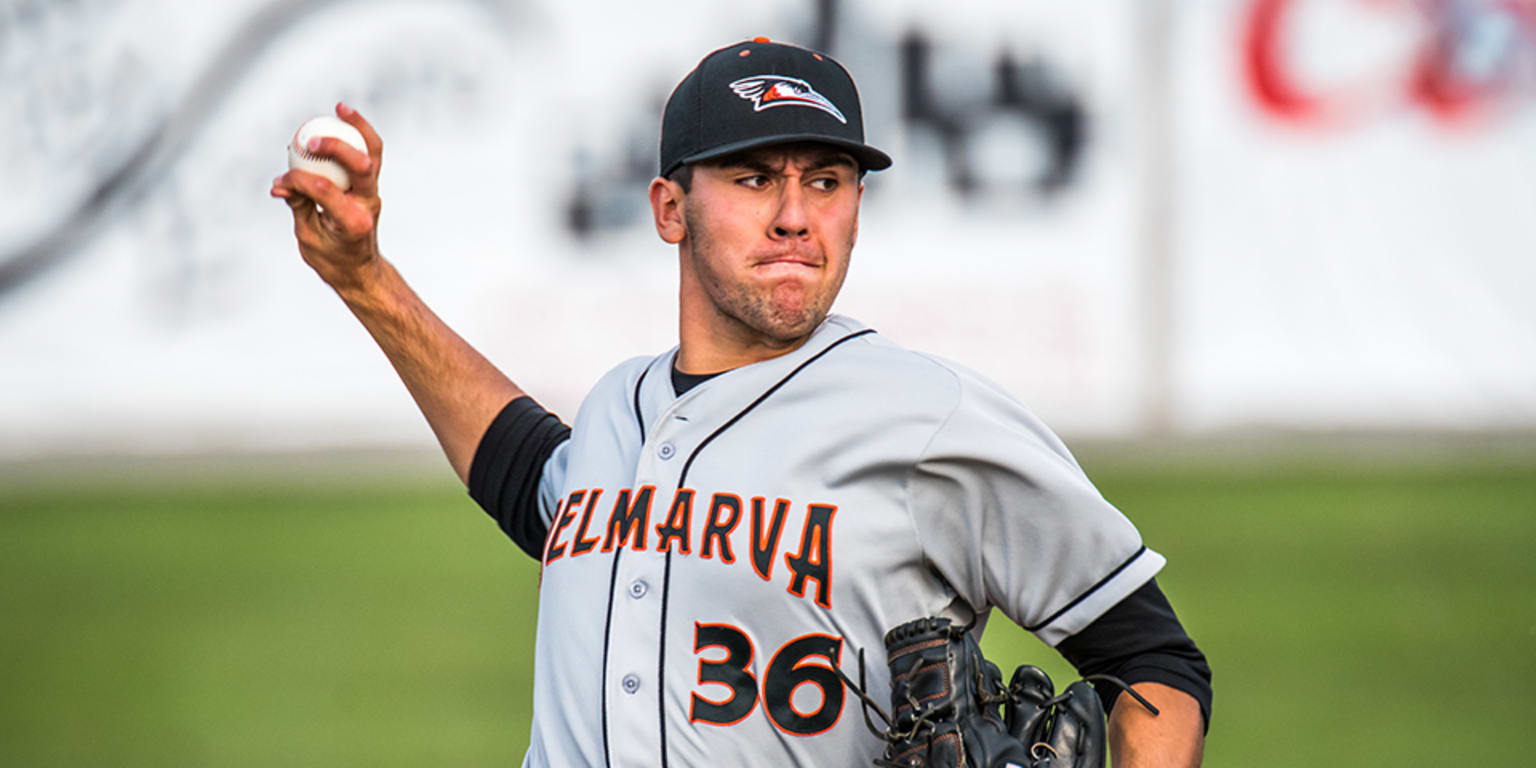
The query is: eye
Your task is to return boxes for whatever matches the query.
[736,174,770,189]
[808,176,839,192]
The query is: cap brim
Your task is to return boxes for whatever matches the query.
[670,133,893,178]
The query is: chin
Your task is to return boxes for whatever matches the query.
[756,306,828,343]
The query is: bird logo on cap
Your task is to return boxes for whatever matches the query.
[729,75,848,124]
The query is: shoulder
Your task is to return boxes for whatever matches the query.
[816,319,965,413]
[871,346,1079,470]
[586,354,662,400]
[568,352,669,433]
[832,325,1049,430]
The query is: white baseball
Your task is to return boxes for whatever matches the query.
[287,116,368,191]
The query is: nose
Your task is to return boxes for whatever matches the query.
[769,182,810,239]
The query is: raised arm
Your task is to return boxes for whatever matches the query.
[270,103,522,484]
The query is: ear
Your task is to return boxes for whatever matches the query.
[649,176,687,245]
[851,181,863,246]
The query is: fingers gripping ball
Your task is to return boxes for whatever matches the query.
[287,116,367,190]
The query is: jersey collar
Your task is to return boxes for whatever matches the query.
[633,314,873,441]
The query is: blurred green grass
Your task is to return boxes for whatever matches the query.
[3,459,1534,766]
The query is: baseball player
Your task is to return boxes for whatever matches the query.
[272,39,1211,768]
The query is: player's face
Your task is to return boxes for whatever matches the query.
[675,145,862,348]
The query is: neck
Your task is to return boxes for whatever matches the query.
[675,269,816,376]
[675,299,815,375]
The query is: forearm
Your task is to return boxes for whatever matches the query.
[1108,682,1204,768]
[332,256,522,484]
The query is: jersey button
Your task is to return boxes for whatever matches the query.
[628,579,648,599]
[621,674,641,694]
[657,442,676,460]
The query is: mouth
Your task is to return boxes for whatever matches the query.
[753,254,822,269]
[752,259,822,281]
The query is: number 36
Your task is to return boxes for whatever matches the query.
[690,622,845,736]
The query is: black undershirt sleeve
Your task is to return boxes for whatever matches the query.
[466,396,573,560]
[1055,578,1213,731]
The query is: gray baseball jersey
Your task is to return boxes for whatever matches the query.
[521,314,1164,767]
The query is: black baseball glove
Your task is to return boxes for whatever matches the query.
[835,617,1157,768]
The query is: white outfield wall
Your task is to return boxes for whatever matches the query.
[1,0,1532,460]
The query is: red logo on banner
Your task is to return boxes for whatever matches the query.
[1243,0,1536,128]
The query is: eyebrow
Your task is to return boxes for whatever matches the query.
[803,154,858,172]
[724,153,858,175]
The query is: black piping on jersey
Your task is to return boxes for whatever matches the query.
[654,327,874,768]
[631,364,651,438]
[598,363,654,768]
[674,329,874,487]
[1025,544,1148,633]
[598,525,625,768]
[656,528,675,765]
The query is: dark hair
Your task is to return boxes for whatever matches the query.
[666,164,696,193]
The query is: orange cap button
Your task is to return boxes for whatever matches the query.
[753,36,770,43]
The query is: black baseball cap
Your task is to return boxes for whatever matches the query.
[659,38,893,178]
